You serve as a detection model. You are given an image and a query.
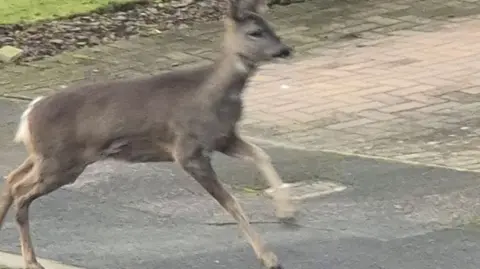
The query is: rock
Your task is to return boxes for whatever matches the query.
[80,16,93,22]
[30,34,42,40]
[76,35,89,41]
[49,39,64,45]
[178,23,189,29]
[0,45,23,63]
[172,0,195,8]
[147,7,159,14]
[63,33,74,39]
[0,36,15,44]
[88,36,101,45]
[125,26,136,34]
[115,15,128,21]
[26,28,39,34]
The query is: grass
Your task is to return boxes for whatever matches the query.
[0,0,139,24]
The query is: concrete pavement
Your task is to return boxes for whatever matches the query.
[0,98,480,269]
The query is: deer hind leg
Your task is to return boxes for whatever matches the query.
[222,136,296,221]
[0,157,34,229]
[11,158,85,269]
[175,144,283,269]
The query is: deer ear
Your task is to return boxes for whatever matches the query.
[227,0,267,20]
[248,0,268,14]
[227,0,246,20]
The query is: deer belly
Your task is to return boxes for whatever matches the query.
[102,138,174,163]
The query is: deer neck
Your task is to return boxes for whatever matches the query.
[197,53,257,103]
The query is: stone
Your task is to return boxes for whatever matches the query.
[115,15,128,21]
[147,7,159,14]
[0,45,23,63]
[0,36,14,43]
[88,36,101,45]
[30,34,43,40]
[125,26,136,34]
[75,35,89,41]
[49,39,64,45]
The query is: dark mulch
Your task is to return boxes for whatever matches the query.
[1,0,229,62]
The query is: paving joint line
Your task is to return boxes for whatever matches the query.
[243,135,480,175]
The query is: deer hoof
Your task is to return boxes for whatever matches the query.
[26,262,45,269]
[260,251,282,269]
[275,206,298,222]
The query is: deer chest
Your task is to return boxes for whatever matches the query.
[217,97,243,124]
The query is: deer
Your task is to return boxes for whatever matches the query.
[0,0,297,268]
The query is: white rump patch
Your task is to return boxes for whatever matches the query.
[14,96,45,144]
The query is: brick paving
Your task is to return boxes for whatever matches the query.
[2,0,480,171]
[243,20,480,171]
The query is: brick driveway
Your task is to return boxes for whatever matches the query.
[243,20,480,171]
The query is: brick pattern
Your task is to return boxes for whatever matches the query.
[242,20,480,171]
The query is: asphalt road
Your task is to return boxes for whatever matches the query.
[0,98,480,269]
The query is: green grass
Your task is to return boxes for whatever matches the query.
[0,0,137,24]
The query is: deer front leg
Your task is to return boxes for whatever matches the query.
[175,145,283,269]
[222,136,296,221]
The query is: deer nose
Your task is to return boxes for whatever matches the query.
[274,46,293,58]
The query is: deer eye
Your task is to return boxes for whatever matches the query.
[248,30,263,38]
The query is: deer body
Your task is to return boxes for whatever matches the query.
[0,1,296,269]
[23,57,248,165]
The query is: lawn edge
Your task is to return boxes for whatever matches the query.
[0,251,86,269]
[0,0,151,25]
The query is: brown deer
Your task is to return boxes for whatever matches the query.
[0,0,297,268]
